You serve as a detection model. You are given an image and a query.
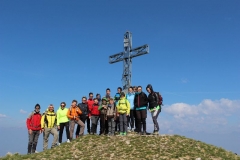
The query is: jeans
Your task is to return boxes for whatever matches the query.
[28,130,40,154]
[151,109,161,131]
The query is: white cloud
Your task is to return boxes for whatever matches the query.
[161,98,240,134]
[20,109,27,114]
[181,78,188,83]
[0,114,7,118]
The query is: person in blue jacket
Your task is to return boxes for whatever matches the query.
[126,86,135,132]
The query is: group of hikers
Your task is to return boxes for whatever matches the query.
[26,84,163,154]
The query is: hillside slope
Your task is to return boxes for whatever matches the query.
[1,134,239,160]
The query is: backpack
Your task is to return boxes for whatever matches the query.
[155,92,163,106]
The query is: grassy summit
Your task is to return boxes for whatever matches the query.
[1,134,239,160]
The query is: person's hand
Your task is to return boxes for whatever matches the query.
[28,129,32,135]
[42,128,45,132]
[58,126,60,130]
[126,114,129,116]
[89,116,91,119]
[117,114,119,117]
[40,130,42,134]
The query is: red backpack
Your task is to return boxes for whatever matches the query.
[155,92,163,106]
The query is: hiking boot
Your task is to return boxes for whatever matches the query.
[67,139,70,143]
[58,143,61,146]
[76,135,79,138]
[142,131,146,135]
[119,132,123,136]
[123,132,127,136]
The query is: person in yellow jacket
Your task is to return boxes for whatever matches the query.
[117,92,130,136]
[41,104,58,150]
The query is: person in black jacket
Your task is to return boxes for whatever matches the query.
[146,84,161,135]
[75,96,89,138]
[134,86,148,135]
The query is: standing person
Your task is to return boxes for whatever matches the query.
[57,102,70,144]
[96,93,102,106]
[126,86,135,132]
[146,84,162,135]
[98,98,108,135]
[26,104,42,154]
[105,88,111,102]
[133,86,138,132]
[114,87,122,134]
[41,104,58,150]
[114,87,122,105]
[87,92,94,134]
[76,96,89,138]
[117,92,130,136]
[89,98,100,135]
[106,98,116,136]
[134,86,148,135]
[67,100,85,140]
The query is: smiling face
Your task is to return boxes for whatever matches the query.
[60,103,65,109]
[106,89,110,96]
[89,93,93,100]
[137,87,142,93]
[128,87,133,93]
[72,101,77,107]
[48,105,54,112]
[94,99,98,104]
[82,97,87,103]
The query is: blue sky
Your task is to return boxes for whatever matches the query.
[0,0,240,156]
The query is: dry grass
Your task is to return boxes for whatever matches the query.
[1,134,239,160]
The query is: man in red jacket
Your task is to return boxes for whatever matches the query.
[87,92,94,134]
[26,104,42,154]
[89,98,100,135]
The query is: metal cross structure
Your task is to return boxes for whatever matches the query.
[109,31,149,93]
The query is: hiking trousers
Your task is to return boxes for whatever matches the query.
[151,109,161,131]
[107,117,116,134]
[128,110,135,129]
[43,127,58,150]
[119,113,128,133]
[76,114,87,136]
[28,130,40,154]
[59,121,70,143]
[91,115,99,134]
[136,109,147,132]
[100,114,108,134]
[70,119,85,139]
